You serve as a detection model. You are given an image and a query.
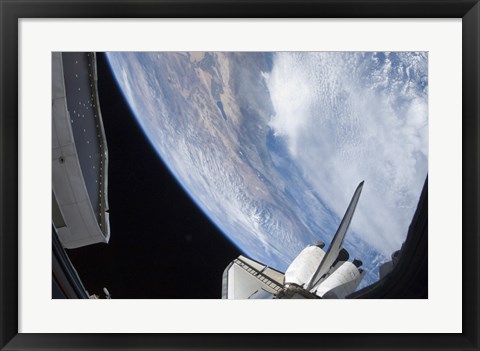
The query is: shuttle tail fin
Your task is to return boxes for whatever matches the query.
[306,181,364,291]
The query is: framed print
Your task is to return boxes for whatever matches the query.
[1,0,479,350]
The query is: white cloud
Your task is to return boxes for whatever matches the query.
[266,52,428,257]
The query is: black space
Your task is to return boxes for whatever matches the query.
[66,53,241,299]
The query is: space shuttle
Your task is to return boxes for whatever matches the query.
[222,181,365,299]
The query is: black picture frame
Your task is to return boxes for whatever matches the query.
[1,1,479,350]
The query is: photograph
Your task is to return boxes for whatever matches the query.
[2,1,477,347]
[52,51,428,299]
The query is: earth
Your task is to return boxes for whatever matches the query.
[106,52,428,288]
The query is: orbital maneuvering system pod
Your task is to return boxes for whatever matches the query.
[222,181,365,299]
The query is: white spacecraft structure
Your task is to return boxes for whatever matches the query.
[222,181,366,299]
[52,52,110,249]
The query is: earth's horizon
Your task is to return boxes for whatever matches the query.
[106,51,428,288]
